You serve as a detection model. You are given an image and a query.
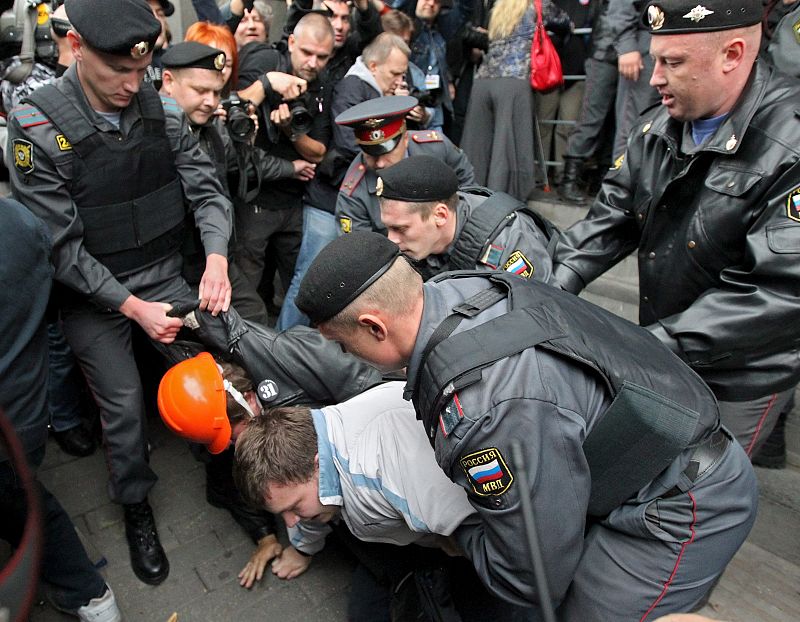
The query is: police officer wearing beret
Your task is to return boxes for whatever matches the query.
[7,0,233,586]
[377,155,558,282]
[335,95,475,236]
[554,0,800,460]
[160,41,271,326]
[295,231,758,618]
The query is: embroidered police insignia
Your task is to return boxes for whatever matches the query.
[340,217,352,233]
[257,379,279,403]
[787,188,800,223]
[12,139,34,174]
[460,447,514,496]
[55,134,72,151]
[503,250,534,279]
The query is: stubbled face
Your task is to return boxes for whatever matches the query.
[415,0,440,22]
[369,47,408,95]
[73,37,151,112]
[362,133,407,171]
[649,33,727,122]
[164,67,224,125]
[264,474,339,527]
[325,0,352,49]
[288,31,334,82]
[235,8,268,48]
[381,200,441,260]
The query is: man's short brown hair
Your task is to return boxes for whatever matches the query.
[233,406,317,508]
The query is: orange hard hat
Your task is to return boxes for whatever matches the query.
[157,352,232,454]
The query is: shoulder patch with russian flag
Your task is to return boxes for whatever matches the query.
[503,250,534,279]
[460,447,514,496]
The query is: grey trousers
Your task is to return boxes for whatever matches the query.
[557,435,757,621]
[718,386,796,457]
[613,53,660,158]
[461,77,537,201]
[61,263,196,505]
[565,58,619,161]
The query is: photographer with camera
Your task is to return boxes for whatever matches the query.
[230,13,334,316]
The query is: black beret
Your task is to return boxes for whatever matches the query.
[65,0,161,57]
[377,155,459,203]
[335,96,418,156]
[296,232,401,325]
[643,1,762,35]
[161,41,226,72]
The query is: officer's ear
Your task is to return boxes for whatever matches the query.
[67,30,83,61]
[161,70,175,95]
[358,313,388,342]
[432,202,449,227]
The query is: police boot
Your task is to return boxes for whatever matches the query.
[123,499,169,585]
[752,409,788,469]
[558,157,585,204]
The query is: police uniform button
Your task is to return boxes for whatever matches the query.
[648,251,656,259]
[687,240,696,249]
[637,213,644,221]
[642,295,649,302]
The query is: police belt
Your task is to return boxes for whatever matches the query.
[662,427,731,498]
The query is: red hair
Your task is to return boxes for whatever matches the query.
[184,21,238,88]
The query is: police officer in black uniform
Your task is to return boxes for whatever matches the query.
[7,0,233,586]
[376,155,557,282]
[296,232,758,619]
[335,96,475,236]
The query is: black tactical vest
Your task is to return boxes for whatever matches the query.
[414,271,720,516]
[424,187,559,281]
[26,84,185,277]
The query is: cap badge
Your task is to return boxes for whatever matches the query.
[131,41,150,58]
[376,177,384,197]
[725,134,737,151]
[683,5,714,23]
[363,117,384,128]
[648,5,665,30]
[214,53,225,71]
[369,129,385,141]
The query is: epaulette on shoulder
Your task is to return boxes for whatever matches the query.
[410,130,443,144]
[12,105,50,129]
[160,95,182,114]
[340,163,366,197]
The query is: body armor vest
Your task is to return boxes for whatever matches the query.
[26,84,185,277]
[420,188,559,280]
[414,271,720,516]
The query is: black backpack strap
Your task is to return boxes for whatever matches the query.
[448,190,524,271]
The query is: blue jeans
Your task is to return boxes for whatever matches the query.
[47,322,84,433]
[276,205,338,331]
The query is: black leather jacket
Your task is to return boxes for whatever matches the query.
[171,307,383,408]
[554,61,800,401]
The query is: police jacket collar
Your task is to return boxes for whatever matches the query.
[646,60,771,157]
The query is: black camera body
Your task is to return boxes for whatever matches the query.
[408,86,440,109]
[221,92,256,143]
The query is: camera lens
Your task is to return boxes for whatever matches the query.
[289,102,313,135]
[227,107,255,142]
